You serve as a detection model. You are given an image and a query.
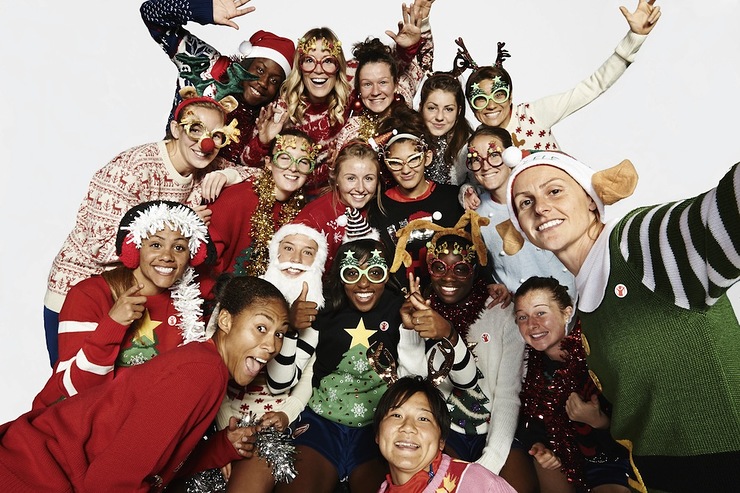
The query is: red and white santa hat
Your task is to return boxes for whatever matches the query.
[239,30,295,79]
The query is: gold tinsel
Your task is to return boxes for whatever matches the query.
[244,171,305,277]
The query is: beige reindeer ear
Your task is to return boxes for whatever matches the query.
[178,86,198,100]
[218,95,239,114]
[592,159,638,206]
[495,219,525,255]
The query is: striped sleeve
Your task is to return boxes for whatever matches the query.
[619,162,740,309]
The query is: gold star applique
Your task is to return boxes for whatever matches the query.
[130,309,162,345]
[344,317,376,349]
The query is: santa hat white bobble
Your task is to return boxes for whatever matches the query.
[268,223,329,275]
[503,147,606,234]
[239,30,295,79]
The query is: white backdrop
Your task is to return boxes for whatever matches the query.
[1,0,738,423]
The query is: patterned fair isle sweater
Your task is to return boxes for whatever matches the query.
[575,162,740,492]
[44,141,244,312]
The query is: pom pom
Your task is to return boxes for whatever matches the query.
[200,137,215,154]
[239,40,253,55]
[502,146,523,168]
[335,214,348,227]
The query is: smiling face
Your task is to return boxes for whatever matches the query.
[301,39,339,104]
[358,61,396,115]
[421,89,459,137]
[429,250,475,304]
[376,391,444,486]
[276,234,318,278]
[241,57,285,107]
[217,299,289,386]
[512,166,600,270]
[336,157,379,209]
[514,288,572,361]
[265,136,311,201]
[470,134,510,197]
[386,140,431,198]
[343,256,387,312]
[133,226,190,296]
[471,78,513,128]
[169,105,227,176]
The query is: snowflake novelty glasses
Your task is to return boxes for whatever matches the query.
[300,56,339,75]
[179,121,231,149]
[469,87,510,110]
[340,264,389,284]
[466,149,503,171]
[385,152,425,171]
[271,151,316,175]
[428,259,474,280]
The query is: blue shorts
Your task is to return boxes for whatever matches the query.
[292,408,381,480]
[584,452,630,489]
[444,430,487,462]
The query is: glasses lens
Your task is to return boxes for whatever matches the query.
[341,266,360,284]
[470,95,489,110]
[492,89,509,104]
[429,260,448,277]
[405,153,423,169]
[367,266,387,283]
[273,152,293,169]
[300,57,317,72]
[321,58,339,75]
[185,122,206,139]
[385,158,404,171]
[211,131,227,148]
[296,158,315,174]
[452,262,473,279]
[486,152,503,167]
[466,155,482,172]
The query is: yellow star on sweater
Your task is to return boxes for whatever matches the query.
[131,309,162,345]
[345,317,376,349]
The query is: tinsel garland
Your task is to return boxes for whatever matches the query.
[185,412,297,493]
[428,278,488,344]
[357,110,383,142]
[519,321,592,489]
[169,266,206,344]
[426,135,452,184]
[244,172,305,277]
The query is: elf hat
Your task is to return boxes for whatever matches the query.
[239,30,295,78]
[268,222,329,275]
[496,147,638,255]
[115,200,215,269]
[336,207,380,243]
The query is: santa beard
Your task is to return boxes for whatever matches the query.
[261,261,325,308]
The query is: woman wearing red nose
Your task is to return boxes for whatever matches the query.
[43,89,244,366]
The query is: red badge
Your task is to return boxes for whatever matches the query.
[614,284,628,298]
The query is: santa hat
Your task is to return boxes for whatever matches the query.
[496,147,638,255]
[268,223,329,275]
[336,207,380,243]
[239,30,295,79]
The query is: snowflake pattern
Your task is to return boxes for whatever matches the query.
[351,402,367,418]
[353,358,369,373]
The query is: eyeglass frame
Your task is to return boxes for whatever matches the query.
[466,147,504,172]
[300,55,340,75]
[340,264,389,284]
[271,151,316,175]
[468,87,510,110]
[428,259,475,280]
[179,121,232,149]
[384,151,426,171]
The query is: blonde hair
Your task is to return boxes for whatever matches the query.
[280,27,350,128]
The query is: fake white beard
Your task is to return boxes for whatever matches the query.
[262,261,325,308]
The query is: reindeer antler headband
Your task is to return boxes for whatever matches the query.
[390,210,490,274]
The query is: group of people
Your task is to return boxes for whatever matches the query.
[2,0,740,492]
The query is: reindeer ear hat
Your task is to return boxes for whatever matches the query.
[496,147,639,255]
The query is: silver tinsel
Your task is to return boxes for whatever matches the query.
[184,413,297,493]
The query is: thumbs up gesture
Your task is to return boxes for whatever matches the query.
[289,281,319,330]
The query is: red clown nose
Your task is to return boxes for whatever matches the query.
[200,137,215,154]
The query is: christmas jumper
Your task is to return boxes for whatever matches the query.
[200,175,302,298]
[574,162,740,492]
[426,288,524,474]
[504,32,647,151]
[44,140,243,313]
[0,341,237,493]
[517,322,628,489]
[292,191,367,275]
[477,195,575,294]
[376,452,516,493]
[141,0,260,164]
[34,274,197,409]
[242,19,434,198]
[369,182,463,289]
